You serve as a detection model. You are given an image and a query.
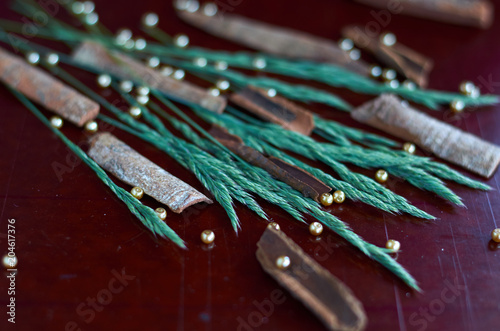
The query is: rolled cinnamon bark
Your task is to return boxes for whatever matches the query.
[256,226,367,331]
[0,47,99,126]
[72,41,226,113]
[88,132,212,213]
[351,94,500,178]
[176,8,371,76]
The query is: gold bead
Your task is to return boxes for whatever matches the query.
[375,169,388,183]
[129,106,142,119]
[492,229,500,243]
[309,222,323,236]
[130,186,144,199]
[386,239,401,252]
[275,255,290,270]
[459,81,475,95]
[50,116,63,129]
[403,142,416,154]
[2,254,18,269]
[84,121,98,133]
[201,230,215,244]
[333,190,345,204]
[267,222,280,230]
[155,207,167,221]
[450,100,465,113]
[319,193,334,206]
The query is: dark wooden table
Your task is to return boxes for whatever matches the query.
[1,0,499,330]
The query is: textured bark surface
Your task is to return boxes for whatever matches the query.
[72,41,226,113]
[342,26,433,87]
[230,86,315,136]
[210,126,331,201]
[256,227,367,331]
[88,132,212,213]
[0,47,99,126]
[351,94,500,178]
[354,0,493,29]
[176,9,371,76]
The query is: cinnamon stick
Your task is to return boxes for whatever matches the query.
[88,132,212,213]
[256,226,367,331]
[71,41,226,113]
[230,86,315,136]
[0,47,99,126]
[351,94,500,178]
[176,9,371,76]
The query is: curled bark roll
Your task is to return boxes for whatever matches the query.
[88,132,212,213]
[0,47,99,126]
[72,41,226,113]
[351,94,500,178]
[176,8,371,76]
[256,227,367,331]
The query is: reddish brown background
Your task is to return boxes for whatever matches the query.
[1,0,500,330]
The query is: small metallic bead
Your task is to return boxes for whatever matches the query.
[137,95,149,105]
[470,86,481,98]
[174,34,189,48]
[333,190,345,204]
[85,12,99,25]
[209,87,220,96]
[319,193,334,207]
[119,80,134,93]
[267,222,280,230]
[386,80,399,89]
[450,100,465,113]
[84,121,98,133]
[173,69,185,80]
[382,68,397,81]
[339,38,354,51]
[186,0,200,13]
[155,207,167,221]
[275,255,291,270]
[201,230,215,244]
[2,254,18,269]
[72,1,85,14]
[194,57,208,67]
[45,53,59,66]
[309,222,323,236]
[130,186,144,199]
[161,66,174,76]
[252,57,267,70]
[386,239,401,252]
[50,116,63,129]
[491,229,500,243]
[82,1,95,14]
[123,39,135,50]
[135,38,147,50]
[375,169,388,183]
[349,48,361,61]
[97,74,112,88]
[26,52,40,65]
[147,56,160,68]
[459,81,475,95]
[142,12,159,28]
[136,86,150,96]
[216,80,230,91]
[403,142,416,154]
[202,2,218,16]
[116,28,132,45]
[267,88,277,97]
[129,106,142,119]
[370,65,382,78]
[380,32,397,47]
[215,61,228,71]
[403,80,416,90]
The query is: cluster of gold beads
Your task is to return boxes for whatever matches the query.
[320,190,345,206]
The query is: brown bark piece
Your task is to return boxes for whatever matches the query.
[0,47,99,127]
[351,94,500,178]
[176,9,371,76]
[229,86,315,136]
[256,227,367,331]
[353,0,493,29]
[71,41,226,113]
[88,132,212,213]
[342,26,433,87]
[210,126,331,201]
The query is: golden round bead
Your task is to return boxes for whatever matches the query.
[403,142,416,154]
[333,190,345,204]
[275,255,291,270]
[450,100,465,113]
[386,239,401,252]
[459,81,475,95]
[492,229,500,243]
[309,222,323,236]
[375,169,388,183]
[130,186,144,199]
[129,106,142,119]
[50,116,63,129]
[155,207,167,221]
[84,121,98,133]
[319,193,334,207]
[201,230,215,244]
[267,222,280,230]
